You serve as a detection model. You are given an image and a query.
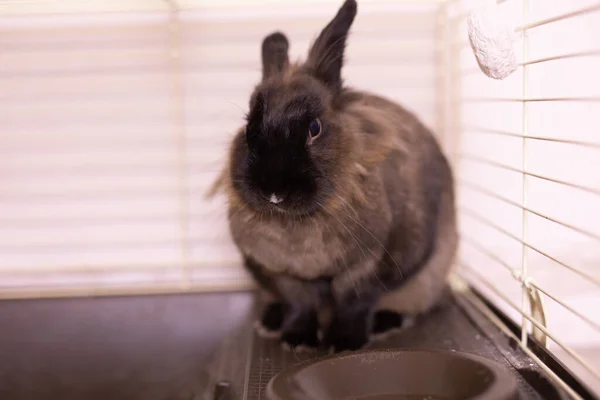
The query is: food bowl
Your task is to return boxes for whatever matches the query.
[266,349,519,400]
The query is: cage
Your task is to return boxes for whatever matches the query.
[0,0,599,399]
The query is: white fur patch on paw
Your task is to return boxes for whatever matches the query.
[370,328,403,342]
[369,316,415,342]
[317,329,324,342]
[403,316,416,329]
[253,320,281,339]
[281,342,292,352]
[280,342,317,353]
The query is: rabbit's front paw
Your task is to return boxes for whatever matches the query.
[280,308,319,351]
[254,302,287,339]
[324,308,369,353]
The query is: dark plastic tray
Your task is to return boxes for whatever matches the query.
[266,349,520,400]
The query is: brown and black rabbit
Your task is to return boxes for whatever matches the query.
[212,0,457,352]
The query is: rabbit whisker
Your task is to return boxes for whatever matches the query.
[330,192,404,280]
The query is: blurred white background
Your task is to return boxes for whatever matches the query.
[0,0,440,292]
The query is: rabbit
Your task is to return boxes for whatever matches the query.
[211,0,458,352]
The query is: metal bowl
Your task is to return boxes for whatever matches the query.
[266,349,520,400]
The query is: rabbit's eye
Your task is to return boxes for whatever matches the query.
[308,119,322,142]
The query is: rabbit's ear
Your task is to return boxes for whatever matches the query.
[261,32,290,80]
[305,0,357,91]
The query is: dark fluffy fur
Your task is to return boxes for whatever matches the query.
[213,0,457,352]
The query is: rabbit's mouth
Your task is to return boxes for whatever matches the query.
[246,189,319,217]
[268,193,285,205]
[260,193,288,214]
[261,193,291,215]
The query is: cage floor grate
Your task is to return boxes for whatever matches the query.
[203,292,575,400]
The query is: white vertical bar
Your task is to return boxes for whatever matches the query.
[435,3,448,145]
[448,2,462,171]
[520,0,530,346]
[167,0,192,290]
